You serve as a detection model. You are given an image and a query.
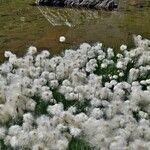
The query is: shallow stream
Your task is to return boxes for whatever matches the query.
[0,0,149,62]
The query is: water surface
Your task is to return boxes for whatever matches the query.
[0,0,150,62]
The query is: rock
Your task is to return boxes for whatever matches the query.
[35,0,65,6]
[35,0,117,10]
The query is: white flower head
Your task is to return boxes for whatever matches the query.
[59,36,66,43]
[0,127,6,139]
[27,46,37,55]
[47,103,64,116]
[120,44,127,51]
[70,126,81,137]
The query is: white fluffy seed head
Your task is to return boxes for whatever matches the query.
[41,91,53,101]
[4,51,13,58]
[101,63,107,68]
[120,45,127,51]
[8,125,22,136]
[27,46,37,55]
[70,126,81,137]
[47,103,64,116]
[59,36,66,43]
[23,113,34,124]
[119,72,124,77]
[0,127,6,139]
[10,136,18,148]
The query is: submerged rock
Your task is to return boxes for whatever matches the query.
[35,0,117,10]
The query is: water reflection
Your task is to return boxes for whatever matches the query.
[37,6,106,27]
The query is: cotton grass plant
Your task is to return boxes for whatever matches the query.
[0,35,150,150]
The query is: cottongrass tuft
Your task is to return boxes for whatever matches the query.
[0,35,150,149]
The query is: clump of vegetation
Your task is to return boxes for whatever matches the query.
[0,36,150,150]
